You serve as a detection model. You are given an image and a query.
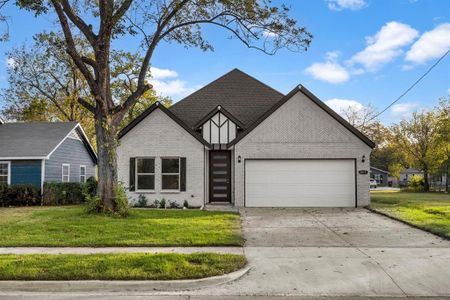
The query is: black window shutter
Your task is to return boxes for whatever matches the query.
[180,157,186,192]
[129,157,136,191]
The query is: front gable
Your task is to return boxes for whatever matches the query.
[233,88,374,150]
[230,86,375,149]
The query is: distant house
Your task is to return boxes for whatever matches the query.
[399,168,423,186]
[0,122,97,191]
[370,167,389,187]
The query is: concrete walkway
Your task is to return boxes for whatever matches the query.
[0,247,243,255]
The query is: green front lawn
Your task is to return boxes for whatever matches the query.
[0,253,246,280]
[0,206,243,247]
[371,190,450,239]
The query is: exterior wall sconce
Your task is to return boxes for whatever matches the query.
[238,155,242,163]
[362,155,366,163]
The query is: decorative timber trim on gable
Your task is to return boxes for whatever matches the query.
[227,85,376,149]
[194,105,244,145]
[194,105,245,130]
[118,102,211,147]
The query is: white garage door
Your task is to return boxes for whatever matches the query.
[245,160,356,207]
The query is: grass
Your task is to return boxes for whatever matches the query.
[371,190,450,239]
[0,206,243,247]
[0,253,247,280]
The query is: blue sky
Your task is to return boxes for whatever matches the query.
[0,0,449,125]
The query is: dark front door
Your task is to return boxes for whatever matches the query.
[209,151,231,203]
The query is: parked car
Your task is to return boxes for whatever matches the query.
[370,179,377,189]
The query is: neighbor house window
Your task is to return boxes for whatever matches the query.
[62,164,70,182]
[80,165,86,183]
[0,162,10,185]
[374,174,381,183]
[161,158,180,190]
[136,158,155,191]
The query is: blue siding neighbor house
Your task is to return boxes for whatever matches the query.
[0,122,97,191]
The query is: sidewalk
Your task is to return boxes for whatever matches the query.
[0,247,244,255]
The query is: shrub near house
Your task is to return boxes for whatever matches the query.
[0,178,97,207]
[0,184,40,207]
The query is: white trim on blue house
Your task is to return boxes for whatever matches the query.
[0,157,47,160]
[80,165,86,183]
[0,161,11,185]
[47,124,80,159]
[62,163,70,182]
[41,159,46,194]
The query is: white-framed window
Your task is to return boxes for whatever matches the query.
[0,161,11,185]
[161,157,180,191]
[80,165,86,183]
[136,158,155,191]
[62,164,70,183]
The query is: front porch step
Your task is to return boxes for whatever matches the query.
[204,203,238,212]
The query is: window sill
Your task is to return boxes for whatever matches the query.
[160,190,181,194]
[135,190,156,194]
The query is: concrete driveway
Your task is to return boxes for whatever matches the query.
[189,208,450,298]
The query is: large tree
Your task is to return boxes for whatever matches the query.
[1,31,171,145]
[390,111,441,192]
[339,104,395,170]
[11,0,312,213]
[435,97,450,192]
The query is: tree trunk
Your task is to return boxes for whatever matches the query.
[446,159,449,193]
[95,111,119,212]
[423,167,430,192]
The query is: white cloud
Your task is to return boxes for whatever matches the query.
[326,0,366,11]
[305,51,350,84]
[147,67,200,99]
[262,30,279,38]
[447,88,450,94]
[389,102,419,119]
[325,98,365,115]
[5,57,16,68]
[149,79,201,99]
[405,23,450,64]
[348,22,419,71]
[149,67,178,80]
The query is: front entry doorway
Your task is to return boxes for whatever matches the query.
[209,151,231,203]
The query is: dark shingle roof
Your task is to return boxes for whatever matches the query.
[0,122,78,158]
[169,69,284,128]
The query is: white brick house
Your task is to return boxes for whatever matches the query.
[117,69,374,207]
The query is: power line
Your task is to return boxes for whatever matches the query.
[369,49,450,122]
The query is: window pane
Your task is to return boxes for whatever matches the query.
[162,175,179,190]
[137,159,154,173]
[0,164,8,175]
[137,174,154,190]
[80,167,86,176]
[0,176,7,184]
[63,166,69,176]
[162,158,179,173]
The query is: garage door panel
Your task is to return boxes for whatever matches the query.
[246,183,354,195]
[247,172,354,184]
[245,160,355,207]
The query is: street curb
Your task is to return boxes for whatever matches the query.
[366,207,450,241]
[0,266,251,293]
